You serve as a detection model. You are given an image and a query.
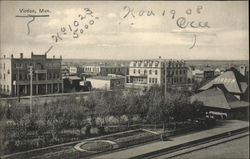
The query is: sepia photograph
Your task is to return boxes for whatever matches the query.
[0,1,249,159]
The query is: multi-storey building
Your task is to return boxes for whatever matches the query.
[82,65,128,76]
[0,52,63,96]
[193,70,215,82]
[126,58,189,89]
[100,66,128,76]
[82,65,101,75]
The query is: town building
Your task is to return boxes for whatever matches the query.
[100,66,128,76]
[82,65,129,77]
[191,68,249,120]
[126,58,189,89]
[0,53,63,96]
[192,69,215,82]
[86,76,125,90]
[69,66,78,75]
[198,67,248,101]
[191,84,249,120]
[82,65,101,75]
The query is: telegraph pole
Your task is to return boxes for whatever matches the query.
[164,61,167,98]
[29,66,33,116]
[17,66,20,101]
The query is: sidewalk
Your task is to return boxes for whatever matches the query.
[91,120,249,159]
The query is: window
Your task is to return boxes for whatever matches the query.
[149,78,151,83]
[4,63,5,69]
[176,70,178,75]
[138,69,140,74]
[152,78,154,83]
[180,70,182,74]
[144,70,147,75]
[155,62,159,67]
[155,70,158,75]
[155,78,158,83]
[133,69,136,74]
[3,74,5,80]
[149,70,152,74]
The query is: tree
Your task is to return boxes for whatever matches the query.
[109,90,126,126]
[124,89,141,127]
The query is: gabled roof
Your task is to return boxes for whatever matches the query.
[199,67,248,94]
[191,84,249,110]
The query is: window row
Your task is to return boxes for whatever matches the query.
[0,84,9,93]
[13,62,60,69]
[132,62,184,68]
[166,69,187,75]
[149,78,158,84]
[133,69,158,75]
[12,73,61,81]
[84,67,100,72]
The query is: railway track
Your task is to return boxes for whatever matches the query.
[136,128,249,159]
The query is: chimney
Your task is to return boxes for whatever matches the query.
[11,54,13,58]
[20,53,23,59]
[53,55,55,59]
[31,52,34,57]
[159,56,161,59]
[60,55,62,59]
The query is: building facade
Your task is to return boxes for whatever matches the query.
[82,65,101,75]
[82,65,128,76]
[100,66,128,76]
[126,58,189,89]
[0,53,63,96]
[86,76,125,90]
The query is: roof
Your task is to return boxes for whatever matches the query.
[191,84,249,110]
[199,67,248,94]
[87,76,124,80]
[68,76,82,80]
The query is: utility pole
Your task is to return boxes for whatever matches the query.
[17,66,20,101]
[164,61,167,98]
[29,66,33,116]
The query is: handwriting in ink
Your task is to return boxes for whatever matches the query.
[176,17,210,29]
[189,33,197,49]
[123,6,155,19]
[51,8,99,43]
[16,14,49,35]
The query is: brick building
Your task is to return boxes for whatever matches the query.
[0,52,63,96]
[82,65,128,76]
[126,58,189,89]
[100,66,128,76]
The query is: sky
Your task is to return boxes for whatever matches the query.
[0,1,248,60]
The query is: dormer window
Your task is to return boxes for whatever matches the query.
[155,62,159,67]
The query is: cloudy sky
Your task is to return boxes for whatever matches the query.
[0,1,248,60]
